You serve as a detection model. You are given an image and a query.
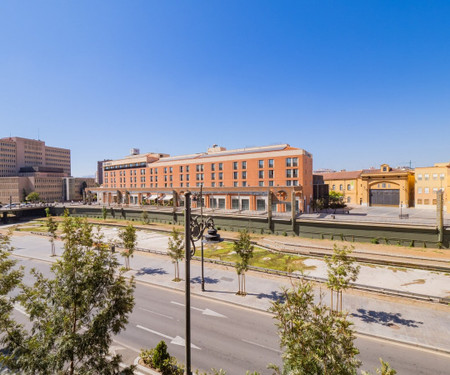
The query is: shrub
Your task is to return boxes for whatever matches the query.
[371,238,379,244]
[282,231,287,236]
[152,341,170,369]
[409,240,414,247]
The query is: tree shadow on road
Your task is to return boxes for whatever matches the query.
[255,290,285,303]
[351,309,424,328]
[191,276,220,285]
[136,267,168,276]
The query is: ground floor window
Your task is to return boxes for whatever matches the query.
[218,198,225,209]
[232,199,239,210]
[256,199,265,211]
[241,199,249,210]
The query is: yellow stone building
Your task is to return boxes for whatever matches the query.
[414,162,450,212]
[319,164,415,207]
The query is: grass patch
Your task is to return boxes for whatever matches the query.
[202,242,316,273]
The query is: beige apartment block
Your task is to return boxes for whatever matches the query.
[415,162,450,212]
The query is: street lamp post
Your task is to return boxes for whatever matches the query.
[184,191,222,375]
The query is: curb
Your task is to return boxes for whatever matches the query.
[11,252,450,356]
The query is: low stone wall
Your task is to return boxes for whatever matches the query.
[46,206,449,249]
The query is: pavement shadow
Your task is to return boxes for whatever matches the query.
[351,309,424,328]
[136,267,168,276]
[191,276,220,285]
[254,290,285,303]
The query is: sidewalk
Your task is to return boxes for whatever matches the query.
[10,233,450,354]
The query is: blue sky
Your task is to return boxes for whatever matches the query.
[1,1,449,176]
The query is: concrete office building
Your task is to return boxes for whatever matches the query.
[93,144,313,213]
[0,137,71,204]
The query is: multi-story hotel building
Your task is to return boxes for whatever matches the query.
[94,144,313,213]
[415,162,450,212]
[0,137,72,203]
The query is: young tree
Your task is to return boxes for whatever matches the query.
[233,230,254,296]
[141,210,149,224]
[362,359,397,375]
[25,191,40,203]
[0,230,24,353]
[3,216,135,375]
[119,224,137,270]
[167,228,184,281]
[102,206,108,220]
[325,244,360,312]
[329,191,345,209]
[45,207,58,256]
[269,279,361,375]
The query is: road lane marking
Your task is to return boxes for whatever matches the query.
[242,339,281,353]
[136,325,201,350]
[14,303,29,317]
[170,301,227,318]
[139,307,174,319]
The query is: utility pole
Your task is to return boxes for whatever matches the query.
[184,192,192,375]
[437,190,444,244]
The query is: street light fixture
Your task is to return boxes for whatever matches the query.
[184,191,222,375]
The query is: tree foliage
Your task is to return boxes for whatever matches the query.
[119,224,137,270]
[25,192,40,203]
[233,230,254,296]
[362,359,397,375]
[325,245,360,312]
[269,279,361,375]
[3,216,135,374]
[0,230,24,357]
[102,206,108,220]
[167,228,184,281]
[328,191,346,209]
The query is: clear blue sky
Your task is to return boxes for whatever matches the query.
[1,1,449,176]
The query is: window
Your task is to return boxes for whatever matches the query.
[186,174,189,181]
[219,182,223,187]
[256,199,265,211]
[164,167,167,173]
[425,174,429,180]
[293,157,298,167]
[233,162,238,170]
[219,172,223,180]
[382,183,386,188]
[219,163,223,170]
[268,170,274,178]
[433,187,438,192]
[258,170,264,179]
[424,187,429,194]
[155,168,158,173]
[211,182,215,187]
[347,184,351,190]
[417,174,422,180]
[242,171,247,179]
[258,160,264,168]
[286,169,292,178]
[440,173,445,179]
[211,173,215,180]
[180,166,183,173]
[232,199,239,210]
[233,181,238,187]
[218,198,225,209]
[418,187,422,194]
[169,175,173,181]
[293,180,298,186]
[417,199,422,204]
[382,166,387,172]
[242,181,247,187]
[186,165,190,172]
[286,158,292,167]
[268,159,274,168]
[339,184,343,190]
[150,168,153,174]
[180,174,183,181]
[233,172,238,179]
[169,167,173,173]
[332,184,336,190]
[164,176,167,182]
[292,169,298,178]
[286,180,292,186]
[242,161,247,169]
[259,181,264,186]
[269,181,274,186]
[433,174,438,180]
[241,199,249,210]
[211,163,215,171]
[196,164,203,172]
[424,199,430,204]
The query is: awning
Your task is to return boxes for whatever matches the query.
[162,194,173,201]
[148,194,158,200]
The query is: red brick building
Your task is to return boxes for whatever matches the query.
[93,144,313,213]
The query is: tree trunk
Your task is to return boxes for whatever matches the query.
[340,291,343,312]
[237,274,241,294]
[330,289,333,312]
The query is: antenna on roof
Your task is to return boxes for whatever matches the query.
[38,128,40,140]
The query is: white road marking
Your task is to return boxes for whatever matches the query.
[14,303,29,317]
[241,339,281,353]
[139,307,174,319]
[136,325,201,349]
[170,301,227,318]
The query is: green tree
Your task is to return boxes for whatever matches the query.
[362,359,397,375]
[233,230,254,296]
[119,224,137,270]
[3,216,135,375]
[45,207,58,257]
[167,228,184,281]
[25,191,40,203]
[141,210,149,224]
[0,230,24,357]
[102,206,108,220]
[325,244,360,312]
[269,279,361,375]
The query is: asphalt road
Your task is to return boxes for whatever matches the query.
[11,257,450,374]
